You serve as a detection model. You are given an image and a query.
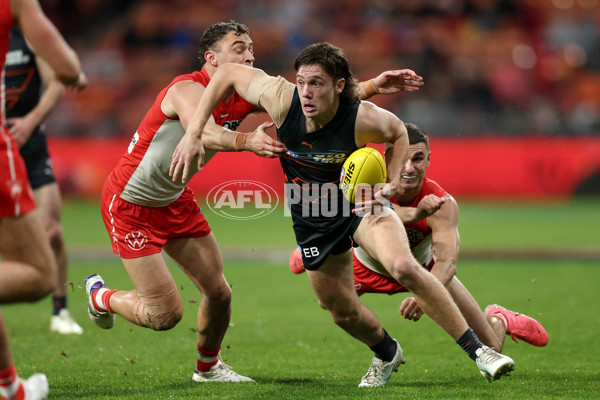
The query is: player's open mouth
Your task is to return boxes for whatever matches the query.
[303,104,316,112]
[402,175,417,180]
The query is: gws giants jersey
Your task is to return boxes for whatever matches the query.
[277,89,359,224]
[5,27,40,119]
[354,177,448,276]
[107,69,254,207]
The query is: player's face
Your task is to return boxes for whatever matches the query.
[214,32,255,67]
[296,64,344,120]
[400,142,430,191]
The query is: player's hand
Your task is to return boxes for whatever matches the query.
[353,182,396,215]
[170,134,205,184]
[415,194,449,219]
[6,116,36,147]
[399,296,424,321]
[245,121,287,158]
[372,69,424,94]
[62,71,88,92]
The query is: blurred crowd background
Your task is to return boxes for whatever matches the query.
[42,0,599,138]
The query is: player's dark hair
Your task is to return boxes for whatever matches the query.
[405,123,429,149]
[294,43,360,104]
[198,20,250,66]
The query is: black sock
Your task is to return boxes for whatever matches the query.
[369,330,397,362]
[52,296,67,316]
[456,328,483,361]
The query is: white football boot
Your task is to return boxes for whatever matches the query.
[50,309,83,334]
[358,339,405,388]
[84,274,115,329]
[476,345,515,381]
[192,360,255,383]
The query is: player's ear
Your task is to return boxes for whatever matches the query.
[336,78,345,94]
[205,51,218,67]
[426,150,431,168]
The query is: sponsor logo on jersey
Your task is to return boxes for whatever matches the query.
[311,153,346,164]
[5,50,31,66]
[223,119,242,131]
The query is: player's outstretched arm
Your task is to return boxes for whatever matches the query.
[12,0,87,90]
[170,63,267,183]
[358,69,424,100]
[202,121,287,157]
[394,194,449,224]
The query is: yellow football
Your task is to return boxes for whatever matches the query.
[339,147,387,203]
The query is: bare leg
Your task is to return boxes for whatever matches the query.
[0,211,56,303]
[108,252,183,331]
[164,233,231,351]
[0,310,13,370]
[354,210,468,340]
[33,183,68,297]
[306,250,385,346]
[447,277,505,351]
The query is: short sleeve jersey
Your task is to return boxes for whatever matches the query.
[107,69,254,207]
[354,177,448,276]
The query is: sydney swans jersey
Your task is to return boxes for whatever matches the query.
[108,69,254,207]
[354,177,448,276]
[278,90,359,221]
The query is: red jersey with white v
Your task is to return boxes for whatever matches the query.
[108,69,254,207]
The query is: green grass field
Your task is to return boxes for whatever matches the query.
[4,198,600,399]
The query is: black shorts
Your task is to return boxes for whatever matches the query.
[19,130,55,189]
[292,212,363,270]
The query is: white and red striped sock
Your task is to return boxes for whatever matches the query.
[92,288,117,313]
[0,365,24,400]
[195,344,220,372]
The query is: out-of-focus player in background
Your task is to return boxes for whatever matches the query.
[84,20,424,384]
[289,122,549,351]
[5,25,83,335]
[0,0,87,399]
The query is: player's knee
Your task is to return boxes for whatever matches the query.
[23,272,55,301]
[47,223,65,251]
[387,258,421,287]
[203,281,232,308]
[146,307,183,331]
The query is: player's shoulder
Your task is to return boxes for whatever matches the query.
[423,177,448,197]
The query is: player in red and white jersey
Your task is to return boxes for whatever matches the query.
[87,21,429,384]
[1,0,86,399]
[290,123,549,352]
[87,21,281,384]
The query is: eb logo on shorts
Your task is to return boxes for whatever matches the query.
[302,247,320,258]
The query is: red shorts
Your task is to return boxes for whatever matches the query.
[353,250,434,295]
[100,181,211,259]
[0,127,36,218]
